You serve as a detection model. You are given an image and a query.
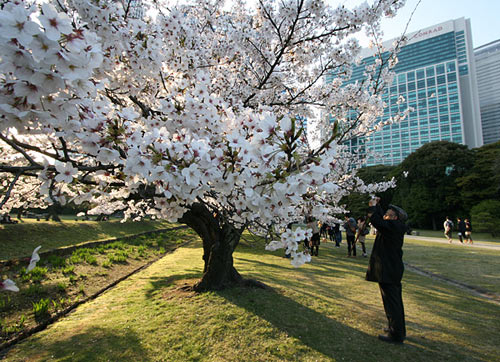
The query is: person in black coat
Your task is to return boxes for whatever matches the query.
[457,218,466,243]
[365,197,407,344]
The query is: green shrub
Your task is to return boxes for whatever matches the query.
[51,298,66,311]
[85,254,98,265]
[21,266,48,283]
[102,260,113,268]
[56,282,67,293]
[108,252,128,264]
[23,284,45,297]
[106,242,126,250]
[1,315,25,334]
[137,245,147,257]
[32,298,51,320]
[62,265,75,275]
[69,248,98,265]
[471,200,500,236]
[46,255,66,268]
[0,295,11,313]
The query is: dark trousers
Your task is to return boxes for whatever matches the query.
[334,231,342,246]
[358,241,367,254]
[379,282,406,341]
[310,233,320,256]
[346,234,356,256]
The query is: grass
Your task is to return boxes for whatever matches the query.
[0,217,175,260]
[403,236,500,294]
[0,228,199,344]
[3,234,499,361]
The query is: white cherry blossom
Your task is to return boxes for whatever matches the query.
[0,279,19,292]
[0,0,407,274]
[55,162,78,183]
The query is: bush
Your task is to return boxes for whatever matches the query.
[62,265,75,275]
[471,200,500,236]
[46,255,66,268]
[21,266,48,283]
[23,284,45,297]
[32,298,51,320]
[69,248,98,265]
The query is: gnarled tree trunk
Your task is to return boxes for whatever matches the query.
[179,203,245,291]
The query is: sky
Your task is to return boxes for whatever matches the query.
[347,0,500,49]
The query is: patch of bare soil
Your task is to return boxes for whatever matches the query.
[162,279,200,300]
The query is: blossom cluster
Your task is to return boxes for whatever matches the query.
[0,0,406,267]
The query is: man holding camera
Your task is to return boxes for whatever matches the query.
[366,197,407,344]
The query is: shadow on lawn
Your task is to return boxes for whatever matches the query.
[215,281,484,361]
[4,327,149,361]
[228,244,488,361]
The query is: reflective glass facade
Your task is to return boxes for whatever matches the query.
[332,19,482,166]
[475,40,500,145]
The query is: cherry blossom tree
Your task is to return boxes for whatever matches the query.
[0,0,406,290]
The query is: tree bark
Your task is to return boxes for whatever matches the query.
[179,203,245,291]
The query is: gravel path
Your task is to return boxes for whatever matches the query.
[405,234,500,250]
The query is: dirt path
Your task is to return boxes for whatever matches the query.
[406,235,500,250]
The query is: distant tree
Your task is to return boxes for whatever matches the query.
[456,141,500,211]
[391,141,473,230]
[471,200,500,237]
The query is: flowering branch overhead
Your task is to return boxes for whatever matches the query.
[0,0,406,270]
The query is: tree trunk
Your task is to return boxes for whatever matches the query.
[179,203,246,291]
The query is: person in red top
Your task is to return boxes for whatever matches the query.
[366,197,407,344]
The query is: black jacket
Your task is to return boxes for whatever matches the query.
[365,204,406,284]
[458,220,466,234]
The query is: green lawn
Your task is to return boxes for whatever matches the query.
[403,236,500,294]
[0,218,176,260]
[4,235,499,361]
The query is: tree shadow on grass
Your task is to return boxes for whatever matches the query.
[4,327,150,361]
[215,285,484,362]
[144,272,203,299]
[232,246,488,361]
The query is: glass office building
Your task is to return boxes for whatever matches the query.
[330,18,483,166]
[475,39,500,145]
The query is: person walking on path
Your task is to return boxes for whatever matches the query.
[443,216,454,243]
[355,216,369,257]
[344,214,357,257]
[366,197,407,344]
[457,218,466,244]
[464,219,473,244]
